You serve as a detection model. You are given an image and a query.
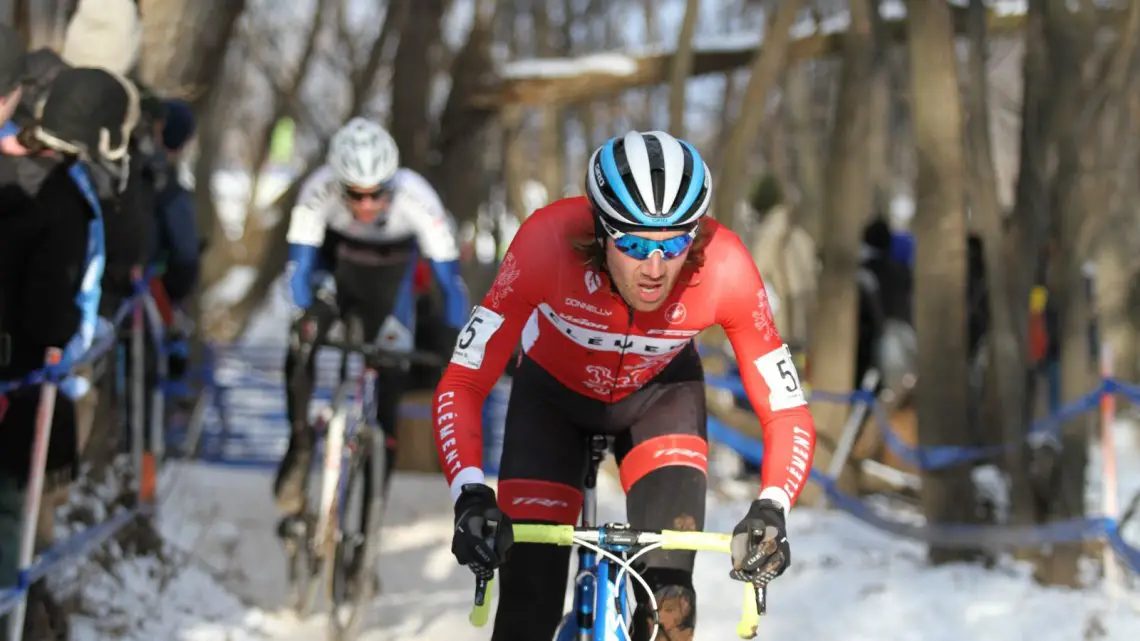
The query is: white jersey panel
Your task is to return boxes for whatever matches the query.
[284,165,460,262]
[390,168,460,262]
[285,165,338,247]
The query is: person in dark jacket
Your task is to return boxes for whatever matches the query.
[151,99,199,305]
[0,25,25,129]
[145,99,199,383]
[0,68,138,637]
[12,0,153,320]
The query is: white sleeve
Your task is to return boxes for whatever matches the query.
[392,169,460,262]
[285,166,337,247]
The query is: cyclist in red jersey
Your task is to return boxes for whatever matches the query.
[435,131,817,641]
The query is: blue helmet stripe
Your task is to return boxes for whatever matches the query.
[601,138,652,225]
[668,141,705,225]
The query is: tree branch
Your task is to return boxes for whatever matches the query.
[336,0,360,70]
[470,5,1128,109]
[349,0,406,106]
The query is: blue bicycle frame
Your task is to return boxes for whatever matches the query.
[557,541,634,640]
[555,436,634,641]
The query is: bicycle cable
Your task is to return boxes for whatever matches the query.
[572,535,661,641]
[617,541,690,641]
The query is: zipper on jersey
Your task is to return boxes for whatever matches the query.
[609,302,635,402]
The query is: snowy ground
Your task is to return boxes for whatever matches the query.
[58,423,1140,641]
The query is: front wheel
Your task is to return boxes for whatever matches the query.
[327,429,384,640]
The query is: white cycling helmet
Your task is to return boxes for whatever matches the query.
[586,130,711,231]
[328,117,399,187]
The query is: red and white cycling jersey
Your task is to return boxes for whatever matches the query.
[434,197,816,511]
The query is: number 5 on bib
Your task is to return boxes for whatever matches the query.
[452,306,505,369]
[753,344,806,411]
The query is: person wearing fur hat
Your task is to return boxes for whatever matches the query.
[16,0,142,125]
[12,0,157,324]
[0,66,139,640]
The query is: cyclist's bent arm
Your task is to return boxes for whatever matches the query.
[399,172,470,329]
[433,214,553,502]
[714,234,817,515]
[426,259,470,329]
[284,168,335,310]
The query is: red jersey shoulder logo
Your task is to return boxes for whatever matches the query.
[488,251,521,308]
[752,286,777,340]
[584,270,602,294]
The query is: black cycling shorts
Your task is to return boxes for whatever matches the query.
[497,343,709,527]
[491,344,710,640]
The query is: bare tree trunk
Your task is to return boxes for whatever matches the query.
[1036,1,1094,587]
[804,0,875,501]
[391,0,445,173]
[715,0,802,231]
[867,41,891,215]
[500,0,530,222]
[502,106,529,221]
[1034,0,1140,586]
[710,71,738,171]
[1091,6,1140,385]
[1096,239,1139,383]
[138,0,248,97]
[431,0,497,299]
[907,0,979,564]
[964,0,1029,534]
[638,0,660,129]
[142,0,247,337]
[241,3,325,241]
[13,0,30,45]
[1009,0,1050,437]
[11,0,74,49]
[667,0,702,136]
[533,0,566,198]
[1097,91,1140,386]
[785,65,824,240]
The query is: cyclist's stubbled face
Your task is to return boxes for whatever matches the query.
[605,230,691,313]
[344,184,393,224]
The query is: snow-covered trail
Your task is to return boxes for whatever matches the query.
[82,459,1138,641]
[154,464,769,640]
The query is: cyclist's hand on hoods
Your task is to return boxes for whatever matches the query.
[452,483,514,578]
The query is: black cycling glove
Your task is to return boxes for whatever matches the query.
[452,483,514,579]
[729,498,790,585]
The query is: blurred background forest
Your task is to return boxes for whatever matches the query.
[7,0,1140,590]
